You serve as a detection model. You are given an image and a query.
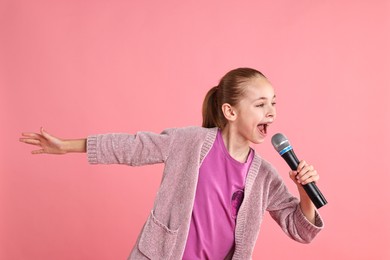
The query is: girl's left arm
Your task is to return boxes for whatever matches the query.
[289,160,319,225]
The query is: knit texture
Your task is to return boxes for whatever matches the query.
[87,126,324,259]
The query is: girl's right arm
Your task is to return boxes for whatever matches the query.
[20,126,177,167]
[19,127,86,154]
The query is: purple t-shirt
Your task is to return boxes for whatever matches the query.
[182,129,254,259]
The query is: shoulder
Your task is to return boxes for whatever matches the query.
[171,126,217,138]
[254,154,277,174]
[165,126,218,157]
[254,154,284,186]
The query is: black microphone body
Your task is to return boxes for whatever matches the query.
[272,134,327,209]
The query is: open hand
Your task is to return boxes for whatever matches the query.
[19,127,66,154]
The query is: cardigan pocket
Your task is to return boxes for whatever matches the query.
[138,210,179,259]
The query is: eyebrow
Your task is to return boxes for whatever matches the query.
[252,95,276,102]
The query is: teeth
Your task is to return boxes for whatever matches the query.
[257,124,268,134]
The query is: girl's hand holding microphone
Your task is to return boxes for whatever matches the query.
[289,160,319,186]
[19,127,86,154]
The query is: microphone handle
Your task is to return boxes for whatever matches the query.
[281,150,327,209]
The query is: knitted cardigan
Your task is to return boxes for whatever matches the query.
[86,126,324,259]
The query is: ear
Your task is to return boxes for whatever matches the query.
[221,103,237,121]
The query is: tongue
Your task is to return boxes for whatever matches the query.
[258,124,268,134]
[258,124,265,134]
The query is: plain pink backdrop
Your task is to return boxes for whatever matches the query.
[1,0,390,259]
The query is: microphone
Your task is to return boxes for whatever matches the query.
[271,133,327,209]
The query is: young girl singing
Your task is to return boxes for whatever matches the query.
[19,68,324,259]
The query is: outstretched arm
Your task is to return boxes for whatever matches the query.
[19,127,86,154]
[87,128,176,166]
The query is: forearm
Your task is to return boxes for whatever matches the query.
[62,139,87,153]
[297,185,316,225]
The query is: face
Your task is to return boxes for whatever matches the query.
[232,76,276,144]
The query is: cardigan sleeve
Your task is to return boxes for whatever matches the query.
[86,128,177,166]
[266,171,324,243]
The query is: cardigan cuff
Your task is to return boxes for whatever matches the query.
[87,135,98,164]
[295,205,324,242]
[297,205,324,228]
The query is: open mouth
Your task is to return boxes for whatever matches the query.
[257,123,268,135]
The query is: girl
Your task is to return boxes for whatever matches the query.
[19,68,324,259]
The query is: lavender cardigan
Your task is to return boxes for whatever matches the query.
[86,126,323,259]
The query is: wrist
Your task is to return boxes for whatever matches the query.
[62,139,87,153]
[298,185,315,207]
[60,140,71,153]
[298,185,316,219]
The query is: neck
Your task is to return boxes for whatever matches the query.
[221,125,251,163]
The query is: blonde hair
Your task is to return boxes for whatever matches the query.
[202,68,266,129]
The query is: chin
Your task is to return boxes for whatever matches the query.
[252,138,265,145]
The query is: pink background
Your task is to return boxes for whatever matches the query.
[1,0,390,259]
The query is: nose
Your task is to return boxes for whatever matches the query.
[266,105,276,119]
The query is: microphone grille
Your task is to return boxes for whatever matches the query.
[271,133,291,153]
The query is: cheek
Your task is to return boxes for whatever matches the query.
[255,110,266,119]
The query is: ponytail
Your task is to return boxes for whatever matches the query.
[202,86,221,128]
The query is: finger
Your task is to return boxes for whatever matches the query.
[31,149,45,154]
[290,170,298,179]
[20,138,41,146]
[21,132,41,138]
[298,171,312,184]
[289,171,300,184]
[296,164,313,180]
[297,160,307,172]
[301,171,319,185]
[299,170,319,184]
[40,127,53,140]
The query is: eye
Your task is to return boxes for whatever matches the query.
[256,104,265,107]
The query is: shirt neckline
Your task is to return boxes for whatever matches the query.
[216,128,254,166]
